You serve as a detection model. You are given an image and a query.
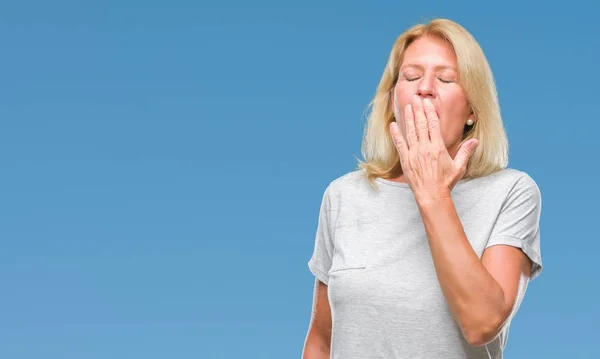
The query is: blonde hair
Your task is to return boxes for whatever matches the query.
[357,18,508,187]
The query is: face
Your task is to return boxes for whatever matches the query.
[392,35,474,157]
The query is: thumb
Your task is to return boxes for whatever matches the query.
[454,138,479,171]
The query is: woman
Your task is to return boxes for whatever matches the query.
[302,18,542,359]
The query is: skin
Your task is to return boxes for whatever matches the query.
[303,35,533,355]
[302,279,331,358]
[389,35,533,346]
[392,35,475,169]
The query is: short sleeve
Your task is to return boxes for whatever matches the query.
[307,185,334,285]
[485,173,543,280]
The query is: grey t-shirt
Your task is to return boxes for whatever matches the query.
[307,168,542,359]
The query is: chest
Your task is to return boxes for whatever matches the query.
[326,196,500,309]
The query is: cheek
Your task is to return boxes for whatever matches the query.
[392,95,407,141]
[438,92,470,143]
[392,88,409,132]
[446,90,470,117]
[395,87,413,107]
[441,91,470,119]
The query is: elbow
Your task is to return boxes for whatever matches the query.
[464,328,498,347]
[302,330,331,358]
[461,314,506,347]
[302,342,330,359]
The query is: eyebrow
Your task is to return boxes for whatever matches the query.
[401,64,457,72]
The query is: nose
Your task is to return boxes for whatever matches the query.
[416,75,436,99]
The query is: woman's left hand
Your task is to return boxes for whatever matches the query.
[389,95,479,205]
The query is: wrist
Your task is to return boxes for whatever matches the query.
[414,189,452,208]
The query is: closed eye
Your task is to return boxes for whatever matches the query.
[405,77,454,83]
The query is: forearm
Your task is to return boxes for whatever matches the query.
[417,196,507,345]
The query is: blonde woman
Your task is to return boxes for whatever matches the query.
[302,18,542,359]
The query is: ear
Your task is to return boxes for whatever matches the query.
[465,108,477,126]
[465,115,475,127]
[469,106,477,123]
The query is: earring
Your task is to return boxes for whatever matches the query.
[466,118,474,126]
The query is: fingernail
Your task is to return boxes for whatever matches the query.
[423,98,432,107]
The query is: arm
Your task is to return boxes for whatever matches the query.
[418,198,532,346]
[302,279,332,358]
[389,96,540,346]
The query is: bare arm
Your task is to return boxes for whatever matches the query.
[389,97,536,347]
[302,279,332,358]
[418,198,531,346]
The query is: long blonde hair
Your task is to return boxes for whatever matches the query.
[357,18,508,187]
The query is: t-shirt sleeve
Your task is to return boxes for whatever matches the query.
[307,185,335,285]
[485,173,543,280]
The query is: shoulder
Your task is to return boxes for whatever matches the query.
[469,168,540,195]
[317,169,378,211]
[466,168,541,208]
[322,169,373,197]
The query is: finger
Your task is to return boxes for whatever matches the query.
[454,138,479,172]
[412,95,429,143]
[423,98,443,146]
[390,122,409,163]
[404,104,417,147]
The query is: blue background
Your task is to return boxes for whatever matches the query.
[2,1,598,358]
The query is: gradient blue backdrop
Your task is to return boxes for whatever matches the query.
[2,1,598,358]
